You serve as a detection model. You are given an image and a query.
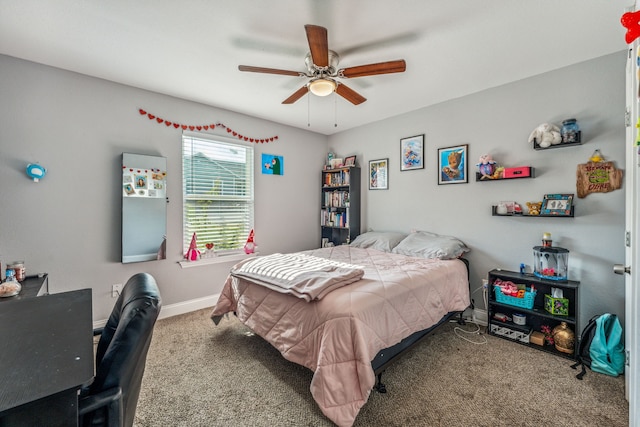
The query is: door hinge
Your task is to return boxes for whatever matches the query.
[626,108,631,127]
[626,349,631,366]
[626,231,631,248]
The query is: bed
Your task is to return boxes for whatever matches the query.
[210,231,471,427]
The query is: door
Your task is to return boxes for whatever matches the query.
[624,37,639,427]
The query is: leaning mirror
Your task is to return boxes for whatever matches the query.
[122,153,167,263]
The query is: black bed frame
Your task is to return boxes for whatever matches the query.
[370,258,472,393]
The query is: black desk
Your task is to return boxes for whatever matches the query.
[0,288,93,427]
[0,274,49,301]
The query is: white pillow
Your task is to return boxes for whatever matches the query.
[349,231,408,252]
[391,231,469,260]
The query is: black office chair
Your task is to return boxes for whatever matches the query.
[78,272,162,427]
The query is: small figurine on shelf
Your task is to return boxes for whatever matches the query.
[327,152,335,168]
[476,154,497,179]
[541,325,555,346]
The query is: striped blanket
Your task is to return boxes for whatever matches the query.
[230,252,365,301]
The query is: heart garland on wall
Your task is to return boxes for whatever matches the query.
[138,108,278,143]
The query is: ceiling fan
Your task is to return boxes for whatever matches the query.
[238,25,406,105]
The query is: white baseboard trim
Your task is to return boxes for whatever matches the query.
[93,294,220,329]
[472,308,488,326]
[157,294,219,320]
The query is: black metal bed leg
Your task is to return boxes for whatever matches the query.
[375,372,387,393]
[457,312,466,325]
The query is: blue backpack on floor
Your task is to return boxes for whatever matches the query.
[571,313,624,379]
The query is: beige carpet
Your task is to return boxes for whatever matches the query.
[134,308,628,427]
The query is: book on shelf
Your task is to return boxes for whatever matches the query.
[323,191,350,208]
[324,169,351,186]
[320,209,347,228]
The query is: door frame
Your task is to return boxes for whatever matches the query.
[625,31,639,426]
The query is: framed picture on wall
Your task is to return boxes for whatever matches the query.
[369,158,389,190]
[344,155,357,167]
[438,144,468,185]
[541,193,574,216]
[262,153,284,175]
[400,134,424,171]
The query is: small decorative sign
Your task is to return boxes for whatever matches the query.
[576,161,623,198]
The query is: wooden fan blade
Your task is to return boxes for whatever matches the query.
[339,60,406,78]
[336,83,366,105]
[282,86,309,104]
[238,65,302,76]
[305,25,329,68]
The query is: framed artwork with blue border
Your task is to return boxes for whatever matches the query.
[541,193,573,216]
[438,144,468,185]
[400,134,424,171]
[262,154,284,175]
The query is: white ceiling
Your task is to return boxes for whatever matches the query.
[0,0,632,135]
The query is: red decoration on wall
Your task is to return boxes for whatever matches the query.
[137,108,278,143]
[622,10,640,44]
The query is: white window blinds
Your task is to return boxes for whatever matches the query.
[182,134,254,254]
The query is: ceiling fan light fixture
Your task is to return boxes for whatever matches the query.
[309,78,336,97]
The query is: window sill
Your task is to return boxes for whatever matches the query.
[178,252,258,268]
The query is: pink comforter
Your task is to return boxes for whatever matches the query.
[210,246,470,427]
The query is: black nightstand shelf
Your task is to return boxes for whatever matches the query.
[487,269,580,360]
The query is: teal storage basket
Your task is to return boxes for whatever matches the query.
[493,286,536,309]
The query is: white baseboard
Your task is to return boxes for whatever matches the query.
[157,294,219,320]
[472,308,488,326]
[93,293,220,329]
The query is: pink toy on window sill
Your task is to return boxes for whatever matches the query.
[244,229,256,254]
[185,232,201,261]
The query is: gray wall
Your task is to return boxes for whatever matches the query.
[328,51,627,330]
[0,51,627,331]
[0,54,327,320]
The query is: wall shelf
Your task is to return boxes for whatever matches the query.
[492,205,574,217]
[533,131,582,150]
[476,167,535,182]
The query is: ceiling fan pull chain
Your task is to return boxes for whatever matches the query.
[334,91,338,128]
[307,92,311,127]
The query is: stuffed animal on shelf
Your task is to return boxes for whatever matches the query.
[487,166,504,180]
[526,201,542,216]
[476,154,497,178]
[528,123,562,148]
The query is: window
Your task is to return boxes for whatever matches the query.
[182,133,254,256]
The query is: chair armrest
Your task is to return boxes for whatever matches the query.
[78,387,123,426]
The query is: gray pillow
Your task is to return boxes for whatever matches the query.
[391,231,469,260]
[349,231,408,252]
